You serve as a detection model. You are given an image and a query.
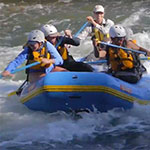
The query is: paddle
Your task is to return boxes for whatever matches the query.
[83,56,150,65]
[8,79,27,97]
[100,41,147,55]
[80,40,147,63]
[0,62,40,79]
[140,57,150,60]
[4,62,41,97]
[74,22,88,37]
[85,59,107,64]
[55,36,64,48]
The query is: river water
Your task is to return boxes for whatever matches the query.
[1,0,150,149]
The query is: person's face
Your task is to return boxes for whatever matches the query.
[28,41,41,51]
[46,35,57,45]
[94,12,104,24]
[111,37,125,46]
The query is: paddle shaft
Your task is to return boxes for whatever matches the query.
[84,57,150,65]
[140,57,150,60]
[0,62,40,79]
[74,22,88,37]
[79,42,147,64]
[100,41,146,55]
[85,60,107,64]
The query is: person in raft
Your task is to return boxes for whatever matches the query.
[41,24,94,72]
[1,30,63,83]
[106,24,150,83]
[78,4,114,59]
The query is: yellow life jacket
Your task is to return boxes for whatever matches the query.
[132,39,136,44]
[108,47,134,71]
[27,45,51,71]
[93,27,110,44]
[57,46,68,60]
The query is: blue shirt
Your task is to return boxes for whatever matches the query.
[5,41,63,73]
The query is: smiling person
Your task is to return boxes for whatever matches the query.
[41,24,94,72]
[78,5,114,59]
[1,30,63,82]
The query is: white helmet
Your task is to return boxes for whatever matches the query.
[41,24,58,37]
[109,24,126,38]
[28,30,45,43]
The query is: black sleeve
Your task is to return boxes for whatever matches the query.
[106,46,110,65]
[91,38,99,58]
[60,36,80,46]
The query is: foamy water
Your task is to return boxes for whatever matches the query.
[1,0,150,149]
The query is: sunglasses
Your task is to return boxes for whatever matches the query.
[28,41,38,46]
[111,37,125,41]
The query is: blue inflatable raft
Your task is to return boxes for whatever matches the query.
[19,72,150,113]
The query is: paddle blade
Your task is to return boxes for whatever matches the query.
[8,91,17,97]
